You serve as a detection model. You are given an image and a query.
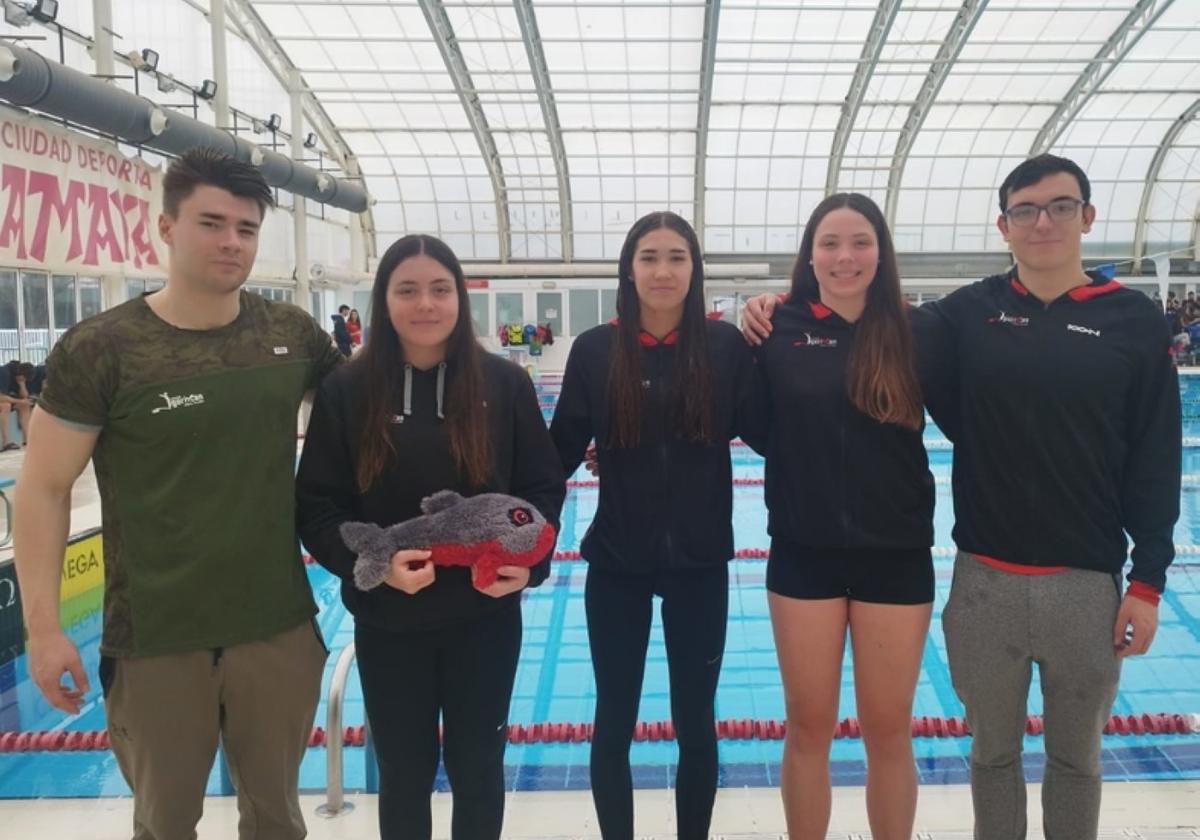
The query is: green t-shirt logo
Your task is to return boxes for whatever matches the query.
[150,391,206,414]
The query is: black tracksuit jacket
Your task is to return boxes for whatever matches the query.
[549,319,765,573]
[917,269,1181,591]
[755,298,936,551]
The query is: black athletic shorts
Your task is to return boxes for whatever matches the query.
[766,540,934,604]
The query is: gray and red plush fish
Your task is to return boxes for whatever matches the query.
[340,490,556,591]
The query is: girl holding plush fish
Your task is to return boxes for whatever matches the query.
[296,234,565,840]
[549,212,766,840]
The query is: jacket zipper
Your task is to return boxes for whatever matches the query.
[657,348,674,566]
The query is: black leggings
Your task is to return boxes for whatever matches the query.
[355,604,522,840]
[585,564,729,840]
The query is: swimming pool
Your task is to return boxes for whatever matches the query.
[1,373,1199,798]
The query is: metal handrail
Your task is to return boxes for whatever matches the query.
[0,488,12,549]
[315,641,357,818]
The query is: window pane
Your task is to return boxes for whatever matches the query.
[496,292,524,327]
[53,275,78,338]
[352,291,371,324]
[568,289,599,335]
[535,292,562,336]
[126,279,145,301]
[468,292,489,338]
[600,288,618,323]
[79,278,101,320]
[0,270,17,363]
[21,271,50,365]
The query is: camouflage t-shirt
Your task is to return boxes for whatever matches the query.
[39,291,344,657]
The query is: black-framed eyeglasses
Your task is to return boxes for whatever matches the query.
[1004,198,1086,227]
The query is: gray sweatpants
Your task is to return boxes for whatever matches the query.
[942,552,1122,840]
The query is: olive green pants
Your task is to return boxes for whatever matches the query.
[101,619,328,840]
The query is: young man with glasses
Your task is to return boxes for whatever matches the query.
[740,154,1181,839]
[925,153,1180,840]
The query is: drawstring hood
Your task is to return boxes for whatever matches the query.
[403,364,414,417]
[436,361,446,419]
[402,361,447,420]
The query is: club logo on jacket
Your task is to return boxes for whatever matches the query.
[793,332,838,348]
[151,392,205,415]
[389,414,406,424]
[987,311,1030,327]
[1067,323,1101,337]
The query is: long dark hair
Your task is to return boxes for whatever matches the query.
[790,193,922,430]
[353,234,491,491]
[607,211,714,448]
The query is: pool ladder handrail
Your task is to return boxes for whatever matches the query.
[0,478,15,548]
[315,641,358,818]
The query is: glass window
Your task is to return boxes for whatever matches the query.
[711,295,737,324]
[0,270,18,363]
[79,278,101,320]
[535,292,562,336]
[52,275,78,338]
[568,289,600,336]
[21,271,50,366]
[352,291,372,324]
[496,292,524,327]
[126,279,146,301]
[468,292,489,338]
[600,288,618,323]
[311,292,323,323]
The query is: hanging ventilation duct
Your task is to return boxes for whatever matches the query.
[0,40,369,213]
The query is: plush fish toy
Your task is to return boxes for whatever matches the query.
[340,490,556,591]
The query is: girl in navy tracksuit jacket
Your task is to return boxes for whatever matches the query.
[550,211,764,840]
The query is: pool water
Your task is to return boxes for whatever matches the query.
[1,374,1199,797]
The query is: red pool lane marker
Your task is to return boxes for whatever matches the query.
[567,477,765,488]
[308,550,1200,568]
[305,548,770,564]
[548,548,769,561]
[304,548,768,565]
[6,713,1197,753]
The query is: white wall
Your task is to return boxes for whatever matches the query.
[253,207,353,281]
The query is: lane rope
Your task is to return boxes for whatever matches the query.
[5,713,1198,753]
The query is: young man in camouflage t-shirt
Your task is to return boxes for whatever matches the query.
[15,148,343,840]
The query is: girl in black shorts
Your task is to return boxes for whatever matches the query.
[752,193,935,840]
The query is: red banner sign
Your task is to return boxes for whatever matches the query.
[0,107,167,273]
